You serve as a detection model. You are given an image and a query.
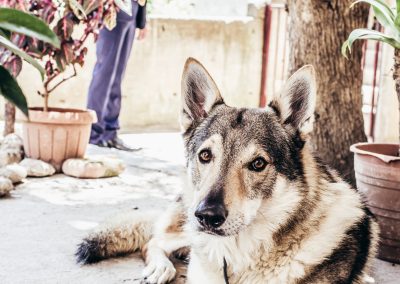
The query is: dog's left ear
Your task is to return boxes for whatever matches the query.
[180,58,224,131]
[269,65,316,134]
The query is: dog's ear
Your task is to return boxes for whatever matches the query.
[180,58,224,131]
[269,65,316,134]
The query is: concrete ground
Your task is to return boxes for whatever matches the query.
[0,133,398,284]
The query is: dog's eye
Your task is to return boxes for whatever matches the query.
[249,157,267,172]
[199,149,212,163]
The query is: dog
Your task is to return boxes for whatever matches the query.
[76,58,379,284]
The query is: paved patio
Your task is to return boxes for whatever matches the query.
[0,133,398,283]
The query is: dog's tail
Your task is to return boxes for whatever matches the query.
[75,210,158,264]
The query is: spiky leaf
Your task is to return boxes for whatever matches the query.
[395,13,400,30]
[0,65,29,117]
[342,28,400,58]
[397,0,400,14]
[351,0,398,34]
[0,28,10,39]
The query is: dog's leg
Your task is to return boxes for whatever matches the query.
[141,199,190,284]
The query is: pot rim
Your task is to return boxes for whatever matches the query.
[17,107,97,125]
[350,142,400,163]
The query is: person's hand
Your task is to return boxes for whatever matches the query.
[137,27,148,40]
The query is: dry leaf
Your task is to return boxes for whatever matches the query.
[104,7,117,30]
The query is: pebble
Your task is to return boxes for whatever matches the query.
[20,158,56,177]
[0,176,13,197]
[62,156,125,178]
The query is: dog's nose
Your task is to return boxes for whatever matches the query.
[195,203,227,229]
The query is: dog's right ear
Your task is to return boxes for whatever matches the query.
[180,58,224,131]
[268,65,316,135]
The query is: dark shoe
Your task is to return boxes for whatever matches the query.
[107,137,141,152]
[91,140,108,147]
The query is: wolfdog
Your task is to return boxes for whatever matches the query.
[76,58,379,284]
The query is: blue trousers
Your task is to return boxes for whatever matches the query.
[87,5,139,144]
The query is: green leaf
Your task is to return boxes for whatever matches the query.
[114,0,132,16]
[395,13,400,29]
[373,5,395,29]
[351,0,397,33]
[0,65,29,117]
[0,35,45,79]
[397,0,400,14]
[0,8,60,48]
[351,0,395,18]
[0,28,10,39]
[342,28,400,58]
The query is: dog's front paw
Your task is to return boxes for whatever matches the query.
[141,258,176,284]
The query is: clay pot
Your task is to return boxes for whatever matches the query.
[351,143,400,264]
[19,107,97,172]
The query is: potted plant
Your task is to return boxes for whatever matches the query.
[342,0,400,263]
[0,6,62,118]
[1,0,132,171]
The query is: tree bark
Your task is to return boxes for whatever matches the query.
[393,48,400,156]
[287,0,369,186]
[4,102,16,136]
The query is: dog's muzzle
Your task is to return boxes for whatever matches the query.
[195,200,227,230]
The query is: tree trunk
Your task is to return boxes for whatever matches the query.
[4,102,16,136]
[393,48,400,156]
[287,0,369,186]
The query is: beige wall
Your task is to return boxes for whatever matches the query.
[12,10,264,132]
[373,0,399,142]
[374,43,399,143]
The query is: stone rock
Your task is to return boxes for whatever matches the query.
[20,158,56,177]
[0,134,24,167]
[0,176,13,197]
[62,156,125,178]
[0,164,28,183]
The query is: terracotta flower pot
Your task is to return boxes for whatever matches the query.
[19,107,97,172]
[351,143,400,264]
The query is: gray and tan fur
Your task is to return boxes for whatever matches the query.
[76,58,379,284]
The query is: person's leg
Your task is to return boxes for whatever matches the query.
[102,26,136,141]
[86,22,131,144]
[103,5,139,141]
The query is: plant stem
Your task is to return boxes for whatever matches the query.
[47,66,77,94]
[43,72,57,112]
[42,65,77,112]
[4,102,15,136]
[44,91,49,112]
[393,49,400,156]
